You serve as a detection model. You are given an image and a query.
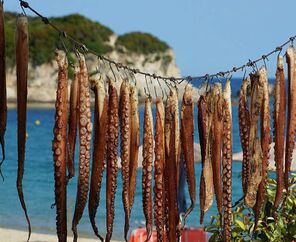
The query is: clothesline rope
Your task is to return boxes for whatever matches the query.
[19,0,296,84]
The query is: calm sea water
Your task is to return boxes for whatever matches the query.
[0,78,274,240]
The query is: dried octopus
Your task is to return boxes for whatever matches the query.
[119,80,131,241]
[16,15,31,242]
[273,55,286,214]
[198,93,213,224]
[154,97,165,242]
[164,93,171,233]
[254,66,271,228]
[180,84,195,222]
[245,72,264,208]
[52,50,68,242]
[142,96,154,242]
[67,63,80,180]
[0,1,7,178]
[173,90,181,188]
[72,55,92,242]
[238,78,251,196]
[211,83,223,216]
[128,85,139,213]
[88,75,108,241]
[284,46,296,192]
[165,89,180,241]
[222,80,232,242]
[105,79,119,242]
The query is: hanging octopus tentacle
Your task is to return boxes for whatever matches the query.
[142,96,154,242]
[222,80,232,242]
[119,80,131,241]
[284,46,296,192]
[154,97,165,242]
[16,15,31,242]
[272,56,286,215]
[238,78,251,196]
[211,83,223,216]
[166,89,180,241]
[198,94,213,224]
[181,84,196,222]
[172,89,181,189]
[105,79,119,242]
[88,75,108,242]
[67,63,80,180]
[0,1,7,179]
[52,50,68,242]
[245,73,264,207]
[128,85,139,213]
[254,66,271,229]
[72,55,92,242]
[164,94,172,234]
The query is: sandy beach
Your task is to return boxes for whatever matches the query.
[0,227,122,242]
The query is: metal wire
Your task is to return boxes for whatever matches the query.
[19,0,296,84]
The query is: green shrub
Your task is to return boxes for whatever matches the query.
[4,12,114,67]
[206,173,296,241]
[116,32,169,55]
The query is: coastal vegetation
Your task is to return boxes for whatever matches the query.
[206,173,296,241]
[116,32,169,55]
[4,12,171,67]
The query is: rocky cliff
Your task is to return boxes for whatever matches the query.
[4,12,189,104]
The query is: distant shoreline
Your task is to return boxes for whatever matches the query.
[0,227,124,242]
[8,102,55,109]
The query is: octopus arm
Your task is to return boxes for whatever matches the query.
[0,2,7,176]
[88,75,108,241]
[273,56,286,214]
[181,85,196,222]
[119,80,131,241]
[67,64,80,180]
[105,79,119,242]
[16,16,31,242]
[142,96,154,242]
[72,55,92,242]
[154,98,165,242]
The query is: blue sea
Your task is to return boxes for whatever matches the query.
[0,78,275,240]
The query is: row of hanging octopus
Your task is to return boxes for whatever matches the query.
[1,9,296,242]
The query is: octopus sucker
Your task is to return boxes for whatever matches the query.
[88,75,108,241]
[181,84,195,222]
[238,78,251,196]
[211,83,223,215]
[128,84,139,213]
[67,63,80,180]
[198,94,213,224]
[273,55,286,214]
[284,46,296,192]
[142,96,154,242]
[154,97,165,242]
[16,15,31,242]
[72,55,92,242]
[119,80,131,241]
[105,79,119,242]
[245,73,264,208]
[0,1,7,178]
[254,66,271,228]
[222,80,232,242]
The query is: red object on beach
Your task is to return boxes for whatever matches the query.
[129,227,207,242]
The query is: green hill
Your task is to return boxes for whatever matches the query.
[4,12,170,67]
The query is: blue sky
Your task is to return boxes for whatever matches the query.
[5,0,295,77]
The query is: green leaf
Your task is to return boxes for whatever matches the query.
[235,220,246,231]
